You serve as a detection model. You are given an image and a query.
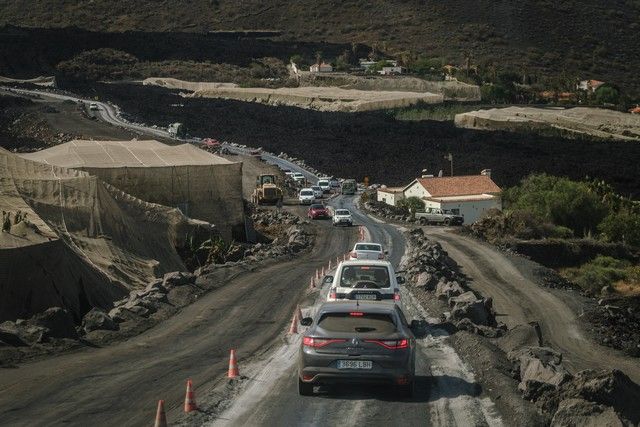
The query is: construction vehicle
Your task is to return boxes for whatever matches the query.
[251,174,284,205]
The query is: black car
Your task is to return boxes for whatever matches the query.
[298,301,417,397]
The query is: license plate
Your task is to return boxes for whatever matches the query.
[337,360,372,369]
[354,293,377,300]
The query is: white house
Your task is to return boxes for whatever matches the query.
[576,79,605,93]
[402,169,502,224]
[379,66,404,75]
[377,187,405,206]
[310,62,333,73]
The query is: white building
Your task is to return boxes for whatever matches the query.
[379,66,404,75]
[310,62,333,73]
[402,170,502,224]
[377,187,405,205]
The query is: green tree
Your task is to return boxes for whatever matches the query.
[595,85,620,105]
[598,209,640,247]
[397,196,425,214]
[505,174,608,236]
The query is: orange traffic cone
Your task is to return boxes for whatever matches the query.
[315,269,320,280]
[288,312,298,334]
[321,266,325,276]
[154,400,167,427]
[310,277,315,288]
[297,305,303,320]
[228,349,240,378]
[328,259,332,270]
[184,379,197,413]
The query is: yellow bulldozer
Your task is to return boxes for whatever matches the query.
[251,174,283,205]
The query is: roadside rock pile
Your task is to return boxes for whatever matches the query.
[362,200,411,222]
[404,228,503,336]
[508,346,640,426]
[0,307,79,346]
[107,271,197,324]
[244,225,311,261]
[585,296,640,357]
[252,208,304,226]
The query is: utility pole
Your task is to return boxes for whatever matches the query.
[444,153,453,176]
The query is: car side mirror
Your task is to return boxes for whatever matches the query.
[396,276,406,284]
[300,317,313,326]
[322,275,334,284]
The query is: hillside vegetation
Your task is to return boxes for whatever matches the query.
[1,0,639,95]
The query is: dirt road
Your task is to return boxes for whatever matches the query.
[424,227,640,383]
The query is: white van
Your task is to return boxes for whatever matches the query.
[325,260,405,302]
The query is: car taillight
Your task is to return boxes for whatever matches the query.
[303,337,347,348]
[365,339,409,349]
[394,292,401,301]
[329,288,337,299]
[378,253,384,259]
[351,251,357,258]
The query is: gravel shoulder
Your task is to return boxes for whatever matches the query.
[422,226,640,383]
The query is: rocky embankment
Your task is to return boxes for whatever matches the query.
[0,208,313,366]
[403,228,640,426]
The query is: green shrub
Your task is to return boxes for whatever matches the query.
[505,174,608,236]
[397,196,425,215]
[598,209,640,247]
[563,255,631,294]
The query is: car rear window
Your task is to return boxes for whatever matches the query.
[310,204,324,209]
[339,265,390,288]
[318,312,396,333]
[355,244,382,252]
[336,210,350,215]
[301,190,313,196]
[318,180,329,185]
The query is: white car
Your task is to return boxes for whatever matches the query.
[310,185,323,198]
[317,179,331,193]
[89,102,99,111]
[299,188,315,205]
[293,172,306,183]
[350,242,386,260]
[325,260,404,302]
[332,209,353,226]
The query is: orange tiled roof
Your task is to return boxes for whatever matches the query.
[415,175,501,197]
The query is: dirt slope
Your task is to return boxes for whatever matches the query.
[0,148,209,322]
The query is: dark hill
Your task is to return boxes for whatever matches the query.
[0,0,639,95]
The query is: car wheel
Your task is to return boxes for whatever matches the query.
[298,378,314,396]
[444,218,451,226]
[397,381,414,398]
[419,218,427,226]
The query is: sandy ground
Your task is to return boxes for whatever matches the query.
[455,106,640,141]
[143,77,443,112]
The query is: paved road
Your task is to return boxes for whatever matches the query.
[0,216,355,426]
[424,227,640,383]
[211,196,502,427]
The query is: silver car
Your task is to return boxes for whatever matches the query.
[349,242,387,260]
[298,301,417,397]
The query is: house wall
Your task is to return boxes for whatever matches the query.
[403,181,429,200]
[377,191,404,206]
[439,197,501,224]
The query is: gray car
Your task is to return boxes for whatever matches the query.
[298,301,417,397]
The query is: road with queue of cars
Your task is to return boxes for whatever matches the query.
[0,87,501,426]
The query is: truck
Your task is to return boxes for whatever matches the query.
[168,122,186,138]
[414,208,464,226]
[251,174,283,205]
[341,179,357,195]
